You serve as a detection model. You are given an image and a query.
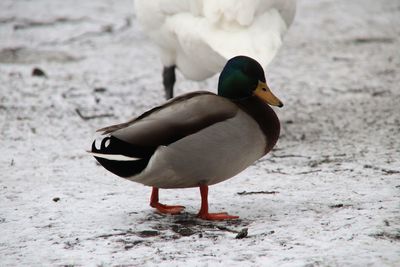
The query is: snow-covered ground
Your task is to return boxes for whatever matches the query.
[1,0,399,266]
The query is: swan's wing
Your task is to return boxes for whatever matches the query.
[200,0,297,67]
[135,0,296,78]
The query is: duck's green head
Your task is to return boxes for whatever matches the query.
[218,56,283,107]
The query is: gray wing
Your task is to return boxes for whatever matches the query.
[98,91,238,148]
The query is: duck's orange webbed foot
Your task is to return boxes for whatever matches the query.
[197,211,239,220]
[197,185,239,221]
[151,202,185,215]
[150,187,185,215]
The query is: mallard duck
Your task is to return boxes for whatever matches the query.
[134,0,296,98]
[89,56,283,220]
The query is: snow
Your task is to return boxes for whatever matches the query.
[1,0,399,266]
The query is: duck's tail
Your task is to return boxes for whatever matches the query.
[89,136,151,178]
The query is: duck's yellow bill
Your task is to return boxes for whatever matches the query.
[254,81,283,107]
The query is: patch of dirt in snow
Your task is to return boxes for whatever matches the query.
[1,0,399,266]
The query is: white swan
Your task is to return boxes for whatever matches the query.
[135,0,296,98]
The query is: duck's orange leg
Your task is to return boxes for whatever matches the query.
[197,185,239,220]
[150,187,185,214]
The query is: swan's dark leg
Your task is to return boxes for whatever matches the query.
[162,65,176,99]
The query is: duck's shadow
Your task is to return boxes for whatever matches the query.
[95,211,250,248]
[93,211,252,250]
[138,211,250,239]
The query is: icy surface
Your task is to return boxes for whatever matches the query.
[1,0,399,266]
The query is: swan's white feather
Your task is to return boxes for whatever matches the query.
[135,0,296,80]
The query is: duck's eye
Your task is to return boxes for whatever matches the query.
[262,88,267,91]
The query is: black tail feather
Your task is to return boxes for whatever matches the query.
[94,156,150,178]
[91,136,155,178]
